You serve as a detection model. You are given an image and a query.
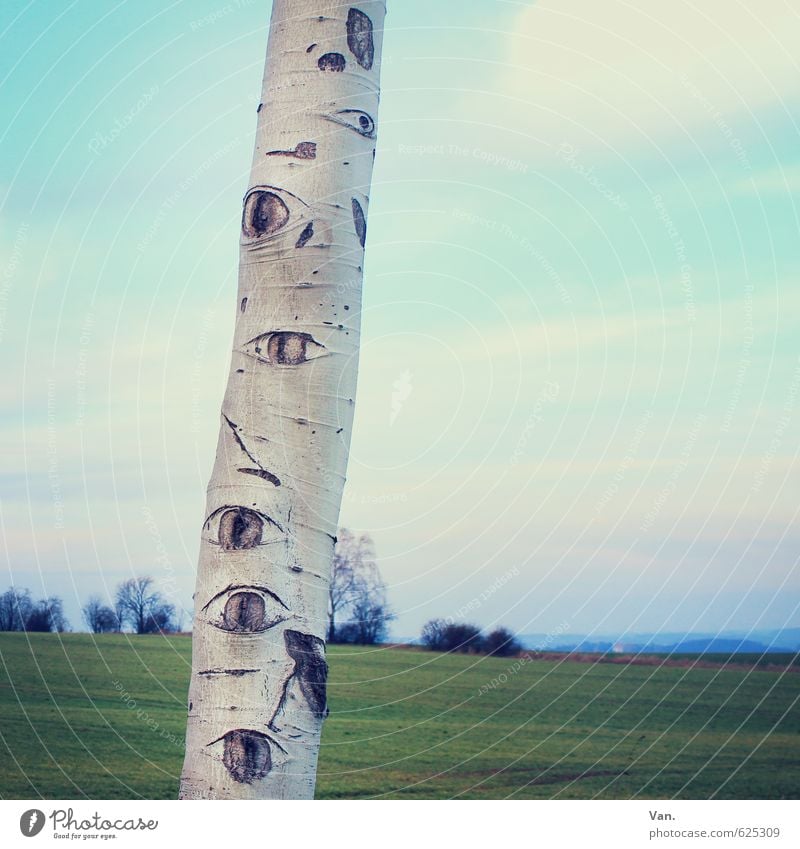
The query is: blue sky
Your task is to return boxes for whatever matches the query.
[1,0,798,640]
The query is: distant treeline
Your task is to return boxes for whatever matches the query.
[0,577,183,635]
[0,588,68,632]
[420,620,521,657]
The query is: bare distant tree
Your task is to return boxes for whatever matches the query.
[115,577,157,634]
[484,627,521,657]
[115,577,177,634]
[329,529,375,642]
[83,596,120,633]
[332,532,394,645]
[346,594,393,645]
[0,587,33,631]
[142,602,179,635]
[420,618,448,651]
[114,597,126,632]
[83,596,104,632]
[100,607,121,632]
[421,620,483,654]
[45,596,69,632]
[0,588,69,632]
[22,597,69,633]
[329,530,394,644]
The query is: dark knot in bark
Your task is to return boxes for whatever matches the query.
[346,8,374,70]
[285,630,328,719]
[242,190,289,239]
[318,53,346,72]
[352,198,366,247]
[222,730,272,783]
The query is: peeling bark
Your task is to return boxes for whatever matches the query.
[180,0,385,800]
[265,141,317,159]
[237,467,282,486]
[285,630,328,719]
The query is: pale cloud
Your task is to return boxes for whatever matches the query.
[734,163,800,194]
[399,282,794,370]
[484,0,800,153]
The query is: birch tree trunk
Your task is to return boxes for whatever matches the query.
[180,0,385,800]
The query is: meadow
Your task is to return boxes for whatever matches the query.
[0,633,797,799]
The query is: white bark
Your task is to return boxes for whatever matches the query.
[180,0,385,800]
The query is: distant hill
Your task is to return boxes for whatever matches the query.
[393,628,800,655]
[517,628,800,655]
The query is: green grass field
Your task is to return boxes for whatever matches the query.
[0,633,798,799]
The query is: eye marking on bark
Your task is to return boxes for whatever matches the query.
[285,630,328,718]
[306,43,317,53]
[241,185,308,245]
[203,505,282,549]
[202,583,289,614]
[322,108,375,138]
[295,222,314,248]
[265,141,317,160]
[240,297,247,313]
[237,467,281,486]
[222,592,269,632]
[352,198,366,247]
[198,668,261,677]
[242,189,289,239]
[269,332,312,364]
[346,8,374,70]
[202,585,288,634]
[245,331,326,365]
[318,52,346,72]
[220,730,273,784]
[219,508,263,550]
